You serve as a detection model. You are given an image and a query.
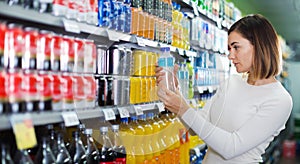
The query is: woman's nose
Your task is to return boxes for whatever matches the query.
[228,52,235,60]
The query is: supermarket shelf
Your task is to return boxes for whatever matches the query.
[0,1,197,57]
[0,1,63,27]
[0,103,160,130]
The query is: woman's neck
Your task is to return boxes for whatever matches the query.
[247,75,277,86]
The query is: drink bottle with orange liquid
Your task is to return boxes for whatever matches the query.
[146,112,163,164]
[153,112,168,164]
[119,117,136,164]
[138,114,154,164]
[129,116,145,164]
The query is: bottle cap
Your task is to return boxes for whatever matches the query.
[100,126,108,132]
[85,129,93,135]
[160,47,170,52]
[111,124,120,130]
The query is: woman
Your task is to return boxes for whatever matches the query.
[155,14,293,163]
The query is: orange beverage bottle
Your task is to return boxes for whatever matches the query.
[138,114,154,163]
[131,8,139,35]
[147,113,162,164]
[119,118,136,164]
[129,116,145,164]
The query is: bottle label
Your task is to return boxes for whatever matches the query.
[116,158,126,164]
[166,57,174,67]
[158,57,166,67]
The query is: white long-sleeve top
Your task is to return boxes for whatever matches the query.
[181,75,293,164]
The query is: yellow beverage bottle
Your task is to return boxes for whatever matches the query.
[146,77,151,103]
[147,113,162,164]
[129,116,145,164]
[119,117,136,164]
[130,77,137,104]
[135,77,142,104]
[169,113,184,163]
[160,112,177,164]
[153,113,167,163]
[149,77,158,102]
[141,77,147,103]
[138,114,154,164]
[133,50,147,76]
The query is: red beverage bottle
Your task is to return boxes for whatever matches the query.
[37,30,52,71]
[6,24,24,69]
[97,126,116,164]
[23,27,38,70]
[0,21,7,68]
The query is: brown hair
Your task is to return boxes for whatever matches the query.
[228,14,281,80]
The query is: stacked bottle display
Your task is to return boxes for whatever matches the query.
[129,49,159,104]
[0,111,208,164]
[3,0,241,53]
[0,22,97,114]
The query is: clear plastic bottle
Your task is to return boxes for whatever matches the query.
[47,125,59,158]
[68,131,87,164]
[177,63,185,96]
[97,126,116,163]
[157,47,176,93]
[14,149,34,164]
[183,63,190,99]
[34,136,56,164]
[56,133,72,164]
[111,125,126,164]
[84,129,100,164]
[0,143,13,164]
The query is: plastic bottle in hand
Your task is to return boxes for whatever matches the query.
[158,47,176,93]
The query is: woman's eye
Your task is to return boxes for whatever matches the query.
[233,46,239,50]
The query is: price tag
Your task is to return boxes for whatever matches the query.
[118,107,130,118]
[62,112,80,127]
[106,29,120,41]
[190,99,198,108]
[197,86,204,93]
[62,19,81,34]
[10,114,37,150]
[134,106,144,115]
[186,50,197,57]
[103,108,116,120]
[178,49,184,55]
[156,102,165,112]
[136,37,146,47]
[208,86,214,93]
[182,0,190,5]
[143,39,158,47]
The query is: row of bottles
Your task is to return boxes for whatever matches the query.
[0,122,126,164]
[118,111,191,164]
[0,70,97,114]
[190,16,228,53]
[0,21,96,73]
[2,0,242,52]
[0,111,200,164]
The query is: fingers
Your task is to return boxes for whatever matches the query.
[174,64,179,73]
[154,65,163,73]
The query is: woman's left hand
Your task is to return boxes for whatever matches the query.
[157,84,190,117]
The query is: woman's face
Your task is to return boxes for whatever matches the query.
[228,31,254,73]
